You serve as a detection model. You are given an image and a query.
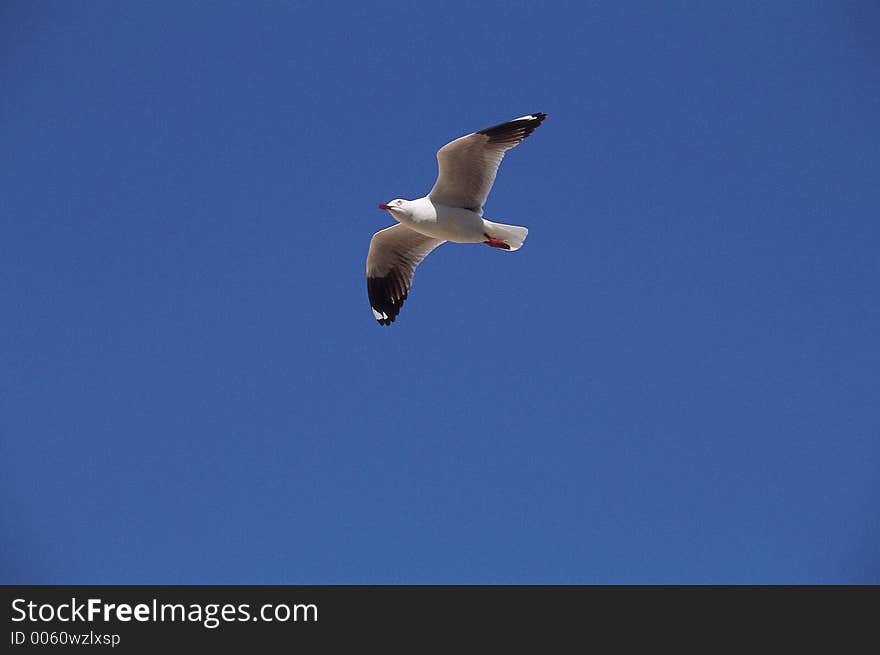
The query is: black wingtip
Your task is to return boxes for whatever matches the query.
[367,274,406,326]
[478,112,548,143]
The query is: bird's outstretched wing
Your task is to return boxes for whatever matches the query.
[366,224,445,325]
[428,113,547,213]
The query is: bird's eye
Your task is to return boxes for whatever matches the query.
[396,199,402,205]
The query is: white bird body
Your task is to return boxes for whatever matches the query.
[367,112,546,325]
[385,198,491,244]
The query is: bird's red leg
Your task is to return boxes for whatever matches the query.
[484,234,511,250]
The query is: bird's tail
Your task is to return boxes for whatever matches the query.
[483,220,529,251]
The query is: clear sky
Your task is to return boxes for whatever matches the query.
[2,1,878,584]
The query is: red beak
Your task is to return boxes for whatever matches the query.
[378,203,391,210]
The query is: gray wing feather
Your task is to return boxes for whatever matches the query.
[366,224,445,325]
[428,113,547,212]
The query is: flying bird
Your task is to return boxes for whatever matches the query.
[367,112,548,325]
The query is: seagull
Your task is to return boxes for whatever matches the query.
[366,112,548,325]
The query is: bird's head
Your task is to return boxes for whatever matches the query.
[378,198,409,214]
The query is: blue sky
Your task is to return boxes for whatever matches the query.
[2,1,878,583]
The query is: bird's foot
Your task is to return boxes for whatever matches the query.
[484,235,511,250]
